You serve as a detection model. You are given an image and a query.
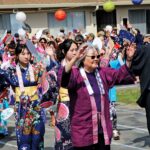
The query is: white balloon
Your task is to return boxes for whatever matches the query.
[18,28,26,37]
[16,11,26,22]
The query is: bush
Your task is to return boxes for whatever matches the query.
[116,86,140,105]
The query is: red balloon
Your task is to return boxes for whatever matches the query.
[55,9,67,21]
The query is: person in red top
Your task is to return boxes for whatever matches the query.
[2,30,13,45]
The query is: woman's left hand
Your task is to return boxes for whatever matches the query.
[45,46,54,57]
[75,44,88,60]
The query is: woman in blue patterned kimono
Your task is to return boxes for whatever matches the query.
[0,55,9,136]
[0,43,58,150]
[0,85,9,136]
[55,39,78,150]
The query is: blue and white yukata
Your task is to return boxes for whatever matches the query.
[0,89,9,136]
[0,61,9,136]
[0,63,58,150]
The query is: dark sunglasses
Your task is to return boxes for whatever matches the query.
[86,55,100,59]
[100,53,105,56]
[77,42,83,45]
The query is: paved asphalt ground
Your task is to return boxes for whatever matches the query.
[0,85,150,150]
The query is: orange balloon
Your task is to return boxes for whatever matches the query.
[55,9,67,21]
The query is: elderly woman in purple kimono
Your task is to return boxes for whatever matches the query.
[58,44,135,150]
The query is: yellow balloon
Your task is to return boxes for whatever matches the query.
[103,1,115,12]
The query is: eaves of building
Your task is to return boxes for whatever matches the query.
[0,0,150,9]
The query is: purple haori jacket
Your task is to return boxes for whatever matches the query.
[58,65,134,147]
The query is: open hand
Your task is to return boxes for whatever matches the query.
[75,44,88,60]
[45,46,54,57]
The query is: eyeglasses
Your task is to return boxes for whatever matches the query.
[86,55,100,59]
[77,42,83,46]
[100,53,105,57]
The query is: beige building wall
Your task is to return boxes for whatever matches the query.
[85,10,97,35]
[116,6,128,25]
[13,5,150,37]
[25,10,97,36]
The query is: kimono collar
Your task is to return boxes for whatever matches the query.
[61,59,67,67]
[19,64,28,72]
[16,63,35,93]
[80,67,105,95]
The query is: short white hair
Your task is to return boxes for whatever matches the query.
[105,25,113,33]
[76,43,98,67]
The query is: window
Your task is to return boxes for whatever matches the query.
[0,14,11,37]
[10,14,23,34]
[129,9,150,34]
[0,13,23,37]
[129,9,146,34]
[48,11,85,36]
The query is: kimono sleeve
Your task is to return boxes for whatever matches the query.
[40,66,59,105]
[0,68,11,86]
[101,65,134,89]
[58,66,77,90]
[0,66,18,87]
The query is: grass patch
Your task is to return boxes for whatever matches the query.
[116,87,140,105]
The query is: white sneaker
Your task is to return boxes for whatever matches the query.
[113,129,120,140]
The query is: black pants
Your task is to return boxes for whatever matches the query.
[74,134,110,150]
[145,91,150,134]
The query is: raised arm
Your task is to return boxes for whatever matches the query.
[65,45,87,73]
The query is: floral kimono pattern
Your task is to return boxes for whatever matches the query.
[0,64,58,150]
[55,66,73,150]
[0,75,9,136]
[0,95,9,135]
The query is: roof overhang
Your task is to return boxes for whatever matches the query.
[1,3,98,9]
[0,0,150,9]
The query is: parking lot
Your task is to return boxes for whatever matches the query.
[0,102,150,150]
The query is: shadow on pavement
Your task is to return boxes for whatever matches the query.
[119,128,133,131]
[45,147,54,150]
[133,135,150,147]
[0,126,16,148]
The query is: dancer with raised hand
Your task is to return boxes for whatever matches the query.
[0,41,57,150]
[59,43,135,150]
[55,39,78,150]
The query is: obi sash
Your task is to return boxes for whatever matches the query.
[59,87,69,102]
[15,86,38,102]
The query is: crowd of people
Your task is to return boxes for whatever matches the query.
[0,23,150,150]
